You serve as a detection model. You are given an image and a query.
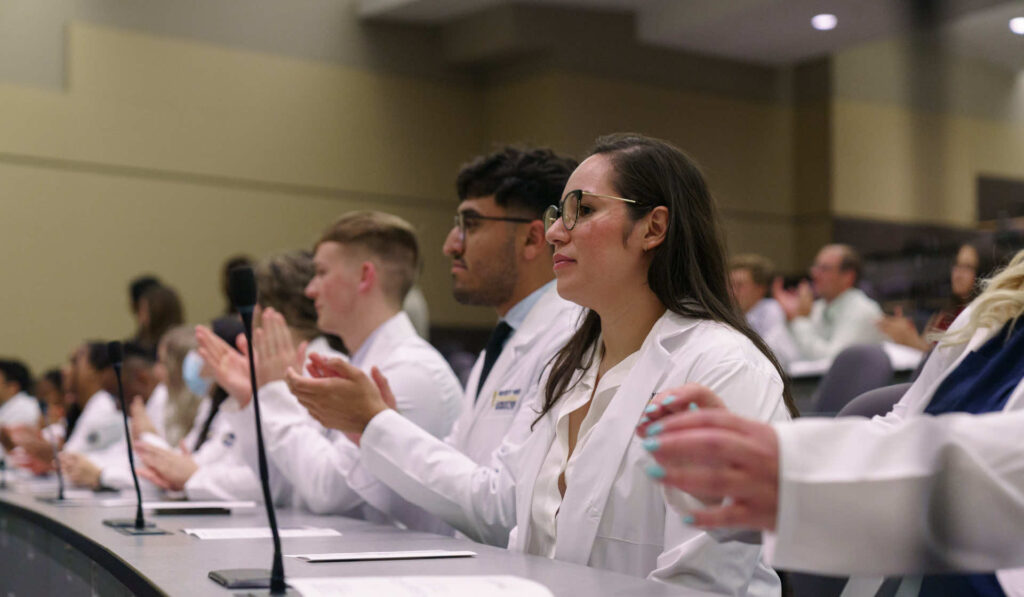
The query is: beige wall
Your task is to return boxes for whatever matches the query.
[0,23,488,373]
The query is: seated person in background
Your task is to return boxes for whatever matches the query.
[127,274,161,341]
[289,134,795,593]
[638,248,1024,593]
[132,284,184,354]
[729,254,801,367]
[137,325,204,447]
[34,368,65,428]
[0,359,42,431]
[200,219,462,517]
[878,242,989,352]
[9,343,123,474]
[59,343,164,490]
[773,243,884,361]
[136,317,264,502]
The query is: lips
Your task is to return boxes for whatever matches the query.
[553,254,576,270]
[450,260,468,274]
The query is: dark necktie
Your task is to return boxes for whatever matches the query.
[475,321,514,402]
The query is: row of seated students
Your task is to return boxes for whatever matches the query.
[1,133,1020,596]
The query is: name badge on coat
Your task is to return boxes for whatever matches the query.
[491,388,521,411]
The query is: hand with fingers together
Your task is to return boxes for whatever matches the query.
[636,384,781,531]
[253,307,307,388]
[284,354,390,435]
[60,452,102,489]
[136,441,198,491]
[195,324,252,404]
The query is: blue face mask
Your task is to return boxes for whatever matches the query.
[182,350,212,397]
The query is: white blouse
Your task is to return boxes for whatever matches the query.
[527,349,640,558]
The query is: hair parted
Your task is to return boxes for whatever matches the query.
[317,211,420,305]
[539,133,797,424]
[456,146,578,218]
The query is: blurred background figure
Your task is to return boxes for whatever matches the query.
[729,254,801,367]
[132,285,184,355]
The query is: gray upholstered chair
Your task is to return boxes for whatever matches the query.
[811,344,894,415]
[837,382,912,418]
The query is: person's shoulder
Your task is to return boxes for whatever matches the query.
[666,317,778,372]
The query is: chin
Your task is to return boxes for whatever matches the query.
[553,278,587,309]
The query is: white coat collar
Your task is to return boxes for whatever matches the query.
[355,312,418,373]
[510,309,699,563]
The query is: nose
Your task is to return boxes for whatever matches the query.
[545,216,568,247]
[442,226,463,258]
[304,279,317,299]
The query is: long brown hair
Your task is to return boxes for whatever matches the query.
[539,134,797,423]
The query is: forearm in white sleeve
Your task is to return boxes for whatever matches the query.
[772,411,1024,575]
[185,461,263,502]
[359,408,518,546]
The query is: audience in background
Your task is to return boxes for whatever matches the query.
[133,285,184,354]
[128,274,162,330]
[34,368,64,428]
[878,242,990,351]
[729,254,801,367]
[135,325,202,447]
[0,359,42,431]
[773,243,884,361]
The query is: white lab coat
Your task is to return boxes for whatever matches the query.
[771,309,1024,583]
[63,390,123,455]
[0,392,42,428]
[94,385,170,493]
[222,314,463,516]
[501,311,789,594]
[357,286,580,543]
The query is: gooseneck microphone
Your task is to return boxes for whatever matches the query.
[209,267,292,595]
[102,341,166,535]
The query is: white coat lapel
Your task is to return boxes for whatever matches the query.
[907,327,994,416]
[553,315,675,565]
[509,408,557,552]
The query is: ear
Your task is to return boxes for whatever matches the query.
[521,220,548,261]
[358,261,377,294]
[641,206,669,252]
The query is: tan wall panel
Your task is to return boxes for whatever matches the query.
[833,99,1024,226]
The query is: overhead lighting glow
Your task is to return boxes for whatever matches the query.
[811,13,838,31]
[1010,17,1024,35]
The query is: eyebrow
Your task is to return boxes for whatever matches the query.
[458,208,483,217]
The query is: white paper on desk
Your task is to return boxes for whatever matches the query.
[286,575,553,597]
[287,550,476,562]
[184,527,341,540]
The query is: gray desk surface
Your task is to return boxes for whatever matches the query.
[0,488,698,596]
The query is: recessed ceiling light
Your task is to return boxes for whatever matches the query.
[1010,17,1024,35]
[811,13,838,31]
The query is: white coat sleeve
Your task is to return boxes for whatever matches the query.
[219,381,366,514]
[359,404,527,546]
[185,461,264,502]
[771,410,1024,575]
[653,357,788,594]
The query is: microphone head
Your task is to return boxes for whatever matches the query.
[107,341,123,366]
[228,266,258,311]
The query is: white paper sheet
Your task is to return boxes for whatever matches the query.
[286,576,553,597]
[144,500,256,511]
[183,527,341,540]
[287,550,476,562]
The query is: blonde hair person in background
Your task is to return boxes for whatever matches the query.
[130,326,201,448]
[729,254,801,367]
[638,248,1024,594]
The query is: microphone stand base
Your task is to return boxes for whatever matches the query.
[102,518,170,536]
[209,569,299,595]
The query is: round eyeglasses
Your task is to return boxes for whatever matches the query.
[543,189,638,232]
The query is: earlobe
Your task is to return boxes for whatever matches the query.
[359,262,377,293]
[644,206,670,251]
[522,221,546,260]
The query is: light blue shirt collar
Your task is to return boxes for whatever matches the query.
[350,312,398,368]
[502,280,555,331]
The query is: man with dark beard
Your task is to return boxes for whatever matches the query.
[292,147,580,545]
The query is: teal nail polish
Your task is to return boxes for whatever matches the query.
[662,395,677,406]
[645,464,666,479]
[642,438,659,452]
[647,422,663,436]
[644,404,657,414]
[638,416,650,425]
[688,402,699,412]
[682,515,695,525]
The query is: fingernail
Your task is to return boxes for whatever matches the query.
[645,464,666,479]
[662,395,677,406]
[644,404,657,414]
[682,515,695,525]
[647,422,663,436]
[642,438,659,452]
[638,416,649,425]
[688,402,699,412]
